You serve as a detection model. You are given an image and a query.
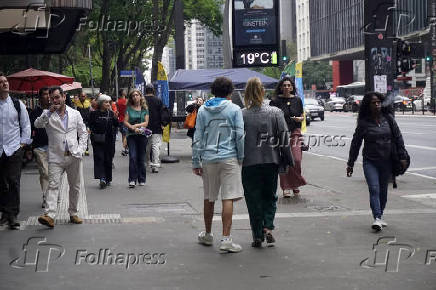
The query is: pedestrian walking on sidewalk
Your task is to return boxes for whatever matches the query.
[242,77,292,248]
[347,92,408,232]
[270,76,307,198]
[117,89,129,156]
[29,87,50,208]
[185,97,204,139]
[124,89,149,188]
[89,94,119,189]
[144,84,165,173]
[192,77,245,253]
[35,87,88,228]
[0,72,32,230]
[73,91,91,156]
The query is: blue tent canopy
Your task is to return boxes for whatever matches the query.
[169,68,279,90]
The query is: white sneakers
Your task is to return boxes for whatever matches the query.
[198,232,242,253]
[372,218,382,231]
[129,181,135,188]
[372,217,387,231]
[198,231,213,246]
[219,238,242,253]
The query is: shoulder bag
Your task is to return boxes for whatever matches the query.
[386,115,410,176]
[184,108,197,129]
[91,111,109,144]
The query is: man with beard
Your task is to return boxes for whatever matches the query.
[35,87,88,228]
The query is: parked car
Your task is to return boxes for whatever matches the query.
[304,98,325,121]
[394,95,412,111]
[343,95,364,112]
[325,97,346,111]
[412,95,431,111]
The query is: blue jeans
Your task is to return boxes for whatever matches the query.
[363,158,392,219]
[127,135,148,183]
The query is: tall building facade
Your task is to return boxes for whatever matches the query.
[280,0,297,44]
[184,20,224,70]
[296,0,311,62]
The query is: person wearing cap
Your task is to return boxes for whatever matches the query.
[89,94,119,189]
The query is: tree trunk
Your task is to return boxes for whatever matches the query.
[99,0,111,93]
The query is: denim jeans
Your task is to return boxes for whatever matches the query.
[127,135,148,183]
[363,158,392,219]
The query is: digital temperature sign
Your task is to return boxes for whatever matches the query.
[234,48,278,67]
[232,0,279,68]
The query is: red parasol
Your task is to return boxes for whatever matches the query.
[61,81,82,92]
[7,68,74,94]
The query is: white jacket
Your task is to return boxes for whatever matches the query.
[34,105,88,163]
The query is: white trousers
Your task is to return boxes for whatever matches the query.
[145,134,162,168]
[33,148,49,200]
[45,156,82,219]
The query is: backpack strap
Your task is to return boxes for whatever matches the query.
[11,97,22,136]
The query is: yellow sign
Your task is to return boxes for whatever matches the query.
[162,124,170,143]
[295,62,303,78]
[157,61,168,81]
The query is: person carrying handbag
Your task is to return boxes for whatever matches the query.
[347,92,409,232]
[185,97,204,139]
[89,94,119,189]
[124,89,149,188]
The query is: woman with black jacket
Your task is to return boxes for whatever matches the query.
[89,94,119,189]
[347,92,408,231]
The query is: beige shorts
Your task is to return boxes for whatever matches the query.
[202,158,243,201]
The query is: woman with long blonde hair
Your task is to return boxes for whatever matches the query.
[124,89,149,188]
[242,77,292,247]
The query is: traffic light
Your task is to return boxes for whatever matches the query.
[426,55,432,62]
[395,39,417,76]
[282,55,288,62]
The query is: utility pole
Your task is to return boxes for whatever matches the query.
[363,0,395,96]
[223,0,232,68]
[428,0,436,113]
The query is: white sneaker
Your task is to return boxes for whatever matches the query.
[138,182,145,186]
[380,218,388,227]
[372,218,383,231]
[219,238,242,253]
[129,181,136,188]
[198,231,213,246]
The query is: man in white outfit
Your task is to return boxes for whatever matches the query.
[34,87,88,228]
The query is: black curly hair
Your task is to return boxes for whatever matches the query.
[357,91,387,121]
[274,76,296,97]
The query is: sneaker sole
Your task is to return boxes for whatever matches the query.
[198,240,213,246]
[371,224,382,231]
[219,248,242,253]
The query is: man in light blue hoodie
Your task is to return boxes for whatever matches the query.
[192,77,245,253]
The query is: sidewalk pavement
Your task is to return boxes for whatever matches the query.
[1,129,435,290]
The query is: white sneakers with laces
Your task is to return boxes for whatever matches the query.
[198,231,213,246]
[219,238,242,253]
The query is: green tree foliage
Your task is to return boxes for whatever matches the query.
[302,61,332,89]
[0,0,223,95]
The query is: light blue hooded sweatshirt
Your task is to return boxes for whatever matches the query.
[192,98,244,168]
